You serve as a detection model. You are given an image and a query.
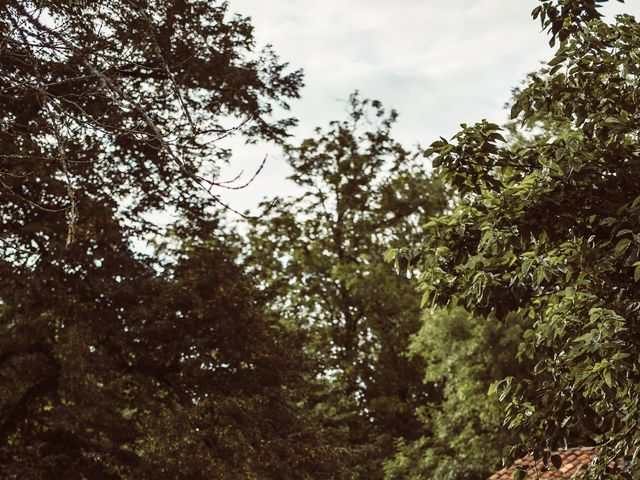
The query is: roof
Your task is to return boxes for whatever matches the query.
[488,447,596,480]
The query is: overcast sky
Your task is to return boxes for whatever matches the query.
[217,1,639,214]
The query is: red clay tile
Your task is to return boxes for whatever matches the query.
[488,447,596,480]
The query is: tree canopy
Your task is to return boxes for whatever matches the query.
[4,0,640,478]
[1,0,302,260]
[383,309,531,480]
[1,232,351,479]
[247,93,447,478]
[392,0,640,477]
[0,1,353,479]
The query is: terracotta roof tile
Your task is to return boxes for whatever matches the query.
[488,447,596,480]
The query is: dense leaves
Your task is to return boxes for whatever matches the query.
[384,309,530,480]
[0,233,350,479]
[394,0,640,477]
[0,1,352,479]
[5,0,640,478]
[533,0,625,45]
[247,93,447,478]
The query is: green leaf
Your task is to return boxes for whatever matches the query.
[488,131,507,143]
[511,100,523,119]
[548,55,566,66]
[420,290,431,309]
[513,468,528,480]
[614,238,631,257]
[383,248,398,263]
[120,407,138,420]
[566,137,580,152]
[488,381,499,396]
[549,63,564,75]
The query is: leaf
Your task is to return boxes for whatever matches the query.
[488,381,499,396]
[511,100,523,119]
[423,147,438,157]
[603,370,613,388]
[614,238,631,257]
[420,290,431,309]
[383,248,398,263]
[548,54,566,66]
[513,468,528,480]
[551,454,562,469]
[488,131,507,143]
[499,381,513,402]
[566,137,580,152]
[120,407,138,419]
[549,63,564,76]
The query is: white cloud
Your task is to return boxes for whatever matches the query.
[217,1,640,214]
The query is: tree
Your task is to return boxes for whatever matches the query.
[0,0,303,260]
[247,93,447,478]
[393,1,640,477]
[383,309,530,480]
[0,1,354,478]
[0,227,353,479]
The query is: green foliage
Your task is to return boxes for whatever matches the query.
[384,309,530,480]
[0,1,354,478]
[0,0,303,256]
[533,0,625,46]
[8,0,640,478]
[247,93,447,478]
[0,233,352,479]
[396,1,640,476]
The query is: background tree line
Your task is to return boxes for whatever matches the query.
[1,0,638,479]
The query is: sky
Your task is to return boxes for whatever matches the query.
[217,1,639,214]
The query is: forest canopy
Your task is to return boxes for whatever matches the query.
[1,0,638,479]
